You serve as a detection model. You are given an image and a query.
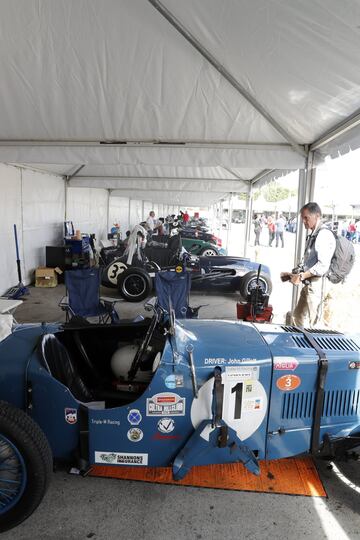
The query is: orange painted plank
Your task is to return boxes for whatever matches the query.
[90,456,326,497]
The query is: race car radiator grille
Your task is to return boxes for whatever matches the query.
[290,335,360,352]
[281,392,315,419]
[281,390,360,419]
[322,389,360,418]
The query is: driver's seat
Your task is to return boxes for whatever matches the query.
[39,334,142,404]
[40,334,95,403]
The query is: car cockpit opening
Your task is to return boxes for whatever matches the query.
[47,317,167,408]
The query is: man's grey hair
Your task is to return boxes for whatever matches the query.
[300,202,322,216]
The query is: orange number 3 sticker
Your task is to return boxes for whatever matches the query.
[276,374,301,391]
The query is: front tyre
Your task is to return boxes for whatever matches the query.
[0,401,53,532]
[117,267,152,302]
[239,272,272,298]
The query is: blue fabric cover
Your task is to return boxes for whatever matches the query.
[155,270,191,319]
[65,268,108,317]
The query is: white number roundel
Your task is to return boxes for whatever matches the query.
[107,262,127,285]
[190,375,267,441]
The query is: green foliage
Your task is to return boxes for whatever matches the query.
[262,181,296,202]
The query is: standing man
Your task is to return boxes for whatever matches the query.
[281,202,336,328]
[253,214,262,246]
[267,216,275,247]
[275,214,286,248]
[183,210,190,224]
[146,210,156,232]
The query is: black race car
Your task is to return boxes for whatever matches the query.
[101,226,272,302]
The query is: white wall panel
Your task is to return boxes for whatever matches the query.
[0,165,23,294]
[143,201,153,222]
[129,199,143,229]
[66,187,108,242]
[109,197,130,238]
[22,169,65,282]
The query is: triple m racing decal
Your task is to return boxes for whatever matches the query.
[107,261,128,285]
[190,366,267,441]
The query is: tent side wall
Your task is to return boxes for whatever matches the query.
[66,187,109,242]
[0,164,65,294]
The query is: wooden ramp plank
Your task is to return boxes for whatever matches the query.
[91,456,326,497]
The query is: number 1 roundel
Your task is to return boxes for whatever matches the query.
[190,374,268,442]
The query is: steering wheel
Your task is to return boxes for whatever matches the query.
[127,313,159,381]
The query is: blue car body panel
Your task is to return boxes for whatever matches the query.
[1,319,360,473]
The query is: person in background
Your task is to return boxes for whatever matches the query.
[157,218,165,236]
[280,202,336,328]
[267,216,275,246]
[183,210,190,224]
[123,230,131,248]
[347,221,356,242]
[146,211,156,231]
[253,214,262,246]
[356,219,360,243]
[275,213,286,248]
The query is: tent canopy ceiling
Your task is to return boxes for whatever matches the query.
[2,0,360,205]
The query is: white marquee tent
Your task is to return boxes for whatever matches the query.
[1,0,360,292]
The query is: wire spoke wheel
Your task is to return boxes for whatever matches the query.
[0,401,53,532]
[0,436,26,515]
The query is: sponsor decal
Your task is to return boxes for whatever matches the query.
[91,419,120,426]
[243,397,262,411]
[204,357,257,365]
[127,409,142,425]
[224,366,259,381]
[98,453,117,464]
[245,384,253,393]
[164,374,184,389]
[276,374,301,392]
[273,357,299,371]
[146,393,185,416]
[95,452,148,466]
[349,361,360,369]
[127,428,143,442]
[152,432,181,441]
[157,418,175,434]
[65,408,77,425]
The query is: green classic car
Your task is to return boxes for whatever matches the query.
[181,237,227,256]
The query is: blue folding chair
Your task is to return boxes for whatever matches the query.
[154,270,200,319]
[59,268,120,323]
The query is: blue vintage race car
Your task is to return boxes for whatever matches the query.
[0,309,360,531]
[101,227,272,302]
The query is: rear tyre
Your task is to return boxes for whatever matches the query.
[117,267,152,302]
[239,272,272,297]
[0,401,53,532]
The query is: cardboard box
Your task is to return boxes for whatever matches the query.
[35,267,62,288]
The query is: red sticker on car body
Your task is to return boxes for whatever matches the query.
[276,375,301,391]
[274,359,299,371]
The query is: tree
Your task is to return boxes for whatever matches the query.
[262,181,296,202]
